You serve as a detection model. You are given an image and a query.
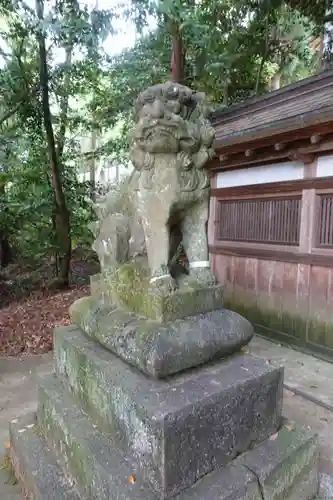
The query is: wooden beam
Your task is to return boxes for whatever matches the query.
[288,150,315,164]
[209,244,333,269]
[210,133,333,172]
[310,134,322,144]
[211,175,333,198]
[274,142,286,151]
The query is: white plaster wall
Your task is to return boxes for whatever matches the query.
[317,154,333,178]
[216,161,304,188]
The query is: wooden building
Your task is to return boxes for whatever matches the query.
[208,69,333,360]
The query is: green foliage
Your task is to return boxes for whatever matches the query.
[90,0,320,132]
[0,0,114,269]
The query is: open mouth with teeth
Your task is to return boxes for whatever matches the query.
[143,119,179,137]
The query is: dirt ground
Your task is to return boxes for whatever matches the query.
[1,338,333,499]
[0,256,98,356]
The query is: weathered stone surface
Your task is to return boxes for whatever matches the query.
[36,375,263,500]
[180,466,262,500]
[90,82,217,293]
[236,420,320,500]
[9,413,81,500]
[87,265,224,322]
[54,325,283,498]
[69,296,253,378]
[34,374,318,500]
[37,377,158,500]
[10,407,320,500]
[90,273,102,297]
[10,413,263,500]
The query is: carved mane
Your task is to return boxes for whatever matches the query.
[129,82,215,173]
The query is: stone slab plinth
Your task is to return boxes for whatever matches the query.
[9,413,81,500]
[54,325,282,498]
[89,268,224,323]
[10,405,319,500]
[69,297,254,378]
[236,420,319,500]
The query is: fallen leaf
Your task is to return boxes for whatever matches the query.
[284,425,293,431]
[129,475,136,484]
[265,360,271,365]
[269,433,278,441]
[4,440,10,449]
[0,274,90,356]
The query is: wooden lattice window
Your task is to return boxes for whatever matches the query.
[317,194,333,248]
[216,196,301,245]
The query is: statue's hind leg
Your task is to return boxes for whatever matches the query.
[181,198,216,287]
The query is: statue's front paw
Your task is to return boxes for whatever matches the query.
[148,274,177,296]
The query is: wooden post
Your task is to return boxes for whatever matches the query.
[299,189,317,254]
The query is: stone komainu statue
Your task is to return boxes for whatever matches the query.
[90,81,216,293]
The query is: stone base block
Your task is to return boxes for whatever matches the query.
[69,297,254,378]
[9,413,81,500]
[54,325,282,497]
[10,405,319,500]
[236,420,320,500]
[88,267,224,323]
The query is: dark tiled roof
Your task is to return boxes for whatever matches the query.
[210,70,333,149]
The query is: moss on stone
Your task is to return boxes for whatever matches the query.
[107,260,151,315]
[37,389,95,498]
[84,260,224,323]
[0,455,18,486]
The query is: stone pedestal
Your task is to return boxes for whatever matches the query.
[9,322,320,499]
[8,270,320,499]
[52,326,283,497]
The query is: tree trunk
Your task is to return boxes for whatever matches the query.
[255,10,270,95]
[322,5,333,69]
[269,72,281,91]
[57,45,73,159]
[89,130,97,200]
[0,175,13,268]
[223,83,229,106]
[171,28,185,83]
[36,0,71,287]
[0,234,12,268]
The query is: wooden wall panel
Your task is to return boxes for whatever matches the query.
[214,253,333,360]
